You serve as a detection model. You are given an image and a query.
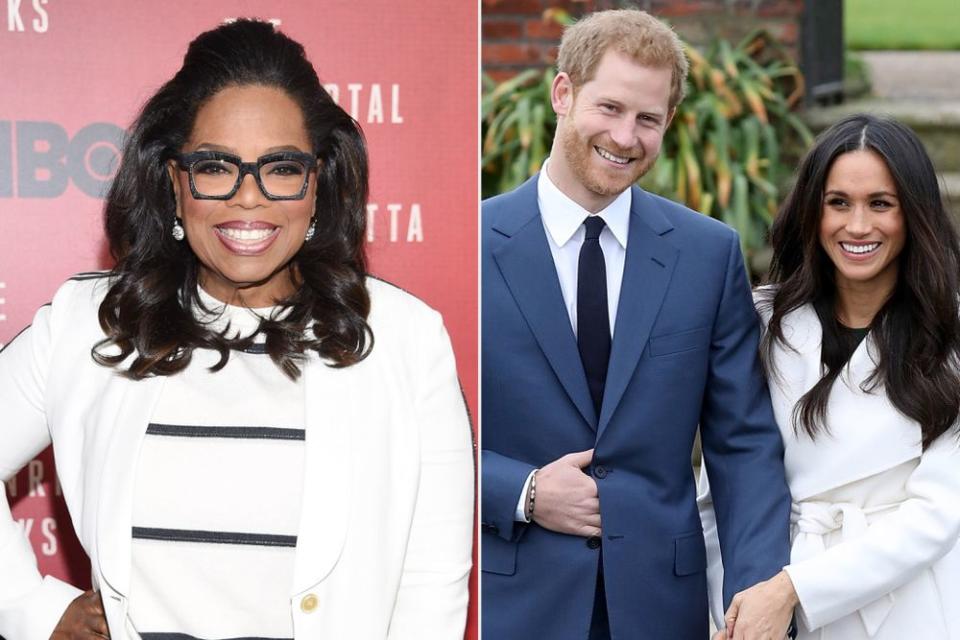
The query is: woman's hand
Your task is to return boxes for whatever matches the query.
[50,590,110,639]
[723,570,798,640]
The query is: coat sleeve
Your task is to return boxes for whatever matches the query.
[785,433,960,631]
[387,310,475,639]
[0,281,85,640]
[698,231,792,609]
[696,462,728,631]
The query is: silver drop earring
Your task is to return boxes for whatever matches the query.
[304,219,316,242]
[172,218,185,241]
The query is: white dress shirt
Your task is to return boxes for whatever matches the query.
[515,159,632,521]
[538,158,630,337]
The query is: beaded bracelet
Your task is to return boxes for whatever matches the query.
[527,469,538,520]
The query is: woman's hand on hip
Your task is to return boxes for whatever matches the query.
[50,590,110,639]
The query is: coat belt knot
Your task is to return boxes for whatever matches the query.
[791,500,900,636]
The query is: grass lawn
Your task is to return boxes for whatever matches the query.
[846,0,960,50]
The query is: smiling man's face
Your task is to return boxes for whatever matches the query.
[549,48,674,212]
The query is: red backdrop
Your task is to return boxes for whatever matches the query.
[0,2,477,637]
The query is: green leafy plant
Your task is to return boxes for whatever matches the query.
[481,68,558,198]
[481,29,814,266]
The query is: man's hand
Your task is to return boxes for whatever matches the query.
[50,590,110,639]
[531,448,601,537]
[724,570,798,640]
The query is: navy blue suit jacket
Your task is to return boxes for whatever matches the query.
[481,176,792,639]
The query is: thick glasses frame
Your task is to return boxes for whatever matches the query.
[174,150,318,201]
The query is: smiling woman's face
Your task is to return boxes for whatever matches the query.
[170,84,316,307]
[818,149,906,298]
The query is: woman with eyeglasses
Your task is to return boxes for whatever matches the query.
[0,19,473,640]
[700,114,960,639]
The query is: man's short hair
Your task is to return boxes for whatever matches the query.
[557,9,689,109]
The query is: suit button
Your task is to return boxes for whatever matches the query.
[593,465,608,479]
[586,536,602,549]
[300,594,319,613]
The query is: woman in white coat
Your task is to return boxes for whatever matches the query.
[0,19,474,640]
[701,114,960,640]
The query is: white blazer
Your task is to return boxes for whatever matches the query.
[700,301,960,639]
[0,274,475,640]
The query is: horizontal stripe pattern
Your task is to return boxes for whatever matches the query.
[132,527,297,547]
[146,423,305,441]
[129,296,304,637]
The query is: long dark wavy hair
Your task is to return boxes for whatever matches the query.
[94,19,372,379]
[761,114,960,449]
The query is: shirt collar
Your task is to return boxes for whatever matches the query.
[537,158,630,249]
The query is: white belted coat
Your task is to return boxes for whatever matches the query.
[700,302,960,639]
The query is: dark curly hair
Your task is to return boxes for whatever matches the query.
[94,19,372,379]
[761,114,960,449]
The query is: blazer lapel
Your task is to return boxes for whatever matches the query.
[598,188,678,436]
[291,354,353,593]
[96,374,166,597]
[778,305,921,499]
[491,177,597,429]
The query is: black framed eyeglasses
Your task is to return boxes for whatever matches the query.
[174,150,318,200]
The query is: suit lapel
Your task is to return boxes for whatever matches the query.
[598,188,678,436]
[491,177,597,429]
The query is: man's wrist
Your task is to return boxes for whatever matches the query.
[513,469,537,522]
[525,469,539,520]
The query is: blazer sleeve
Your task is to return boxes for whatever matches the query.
[698,231,792,608]
[0,282,85,640]
[480,449,536,542]
[388,310,475,639]
[784,432,960,631]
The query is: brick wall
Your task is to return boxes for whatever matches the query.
[482,0,804,81]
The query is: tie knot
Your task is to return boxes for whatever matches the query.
[584,215,606,241]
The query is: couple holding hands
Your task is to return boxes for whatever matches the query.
[482,9,960,640]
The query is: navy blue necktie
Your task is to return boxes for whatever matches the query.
[577,215,610,416]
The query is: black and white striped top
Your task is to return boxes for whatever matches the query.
[127,289,305,640]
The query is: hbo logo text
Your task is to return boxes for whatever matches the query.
[0,121,124,199]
